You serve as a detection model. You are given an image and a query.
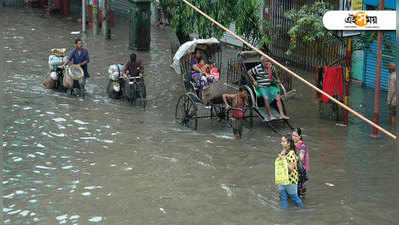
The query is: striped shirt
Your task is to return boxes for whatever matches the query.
[250,63,276,87]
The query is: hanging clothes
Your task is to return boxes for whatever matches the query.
[321,66,344,103]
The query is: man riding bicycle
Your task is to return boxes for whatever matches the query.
[122,53,144,78]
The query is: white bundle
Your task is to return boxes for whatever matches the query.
[108,64,124,80]
[108,64,124,74]
[48,55,68,69]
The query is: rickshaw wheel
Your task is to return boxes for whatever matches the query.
[242,85,255,127]
[175,94,198,130]
[211,105,227,121]
[130,82,139,105]
[184,80,196,93]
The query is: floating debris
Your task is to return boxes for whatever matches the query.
[53,118,67,123]
[74,120,89,125]
[88,216,103,222]
[70,215,80,220]
[56,214,68,221]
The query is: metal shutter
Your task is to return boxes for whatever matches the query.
[351,50,363,81]
[111,0,129,17]
[363,32,396,91]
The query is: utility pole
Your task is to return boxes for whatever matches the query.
[82,0,86,33]
[372,0,384,137]
[93,0,98,35]
[344,38,352,126]
[102,0,111,39]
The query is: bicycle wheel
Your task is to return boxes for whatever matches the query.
[175,94,198,130]
[136,82,146,109]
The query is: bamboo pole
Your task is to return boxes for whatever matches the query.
[179,0,397,140]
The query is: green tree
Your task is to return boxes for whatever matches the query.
[156,0,273,49]
[234,0,276,50]
[284,1,395,66]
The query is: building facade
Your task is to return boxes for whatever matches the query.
[355,0,396,92]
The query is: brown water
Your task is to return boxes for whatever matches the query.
[1,8,398,225]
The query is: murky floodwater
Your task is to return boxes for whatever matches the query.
[1,8,398,225]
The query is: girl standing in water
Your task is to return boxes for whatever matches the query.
[278,135,303,208]
[292,128,309,198]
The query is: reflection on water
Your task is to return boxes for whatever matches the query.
[1,7,398,225]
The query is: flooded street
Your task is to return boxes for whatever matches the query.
[1,8,398,225]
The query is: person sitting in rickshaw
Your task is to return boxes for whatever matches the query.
[223,87,248,140]
[247,56,289,120]
[191,49,206,90]
[122,53,144,78]
[199,58,215,83]
[199,58,220,83]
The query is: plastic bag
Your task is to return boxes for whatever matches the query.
[43,74,56,89]
[67,65,84,80]
[48,55,68,70]
[63,72,74,89]
[275,157,290,185]
[63,65,83,89]
[110,71,120,81]
[108,64,124,75]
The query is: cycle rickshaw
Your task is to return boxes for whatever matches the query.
[172,39,293,134]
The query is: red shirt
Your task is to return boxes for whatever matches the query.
[231,95,246,118]
[122,58,143,77]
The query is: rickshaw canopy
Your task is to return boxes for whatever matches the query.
[171,38,220,74]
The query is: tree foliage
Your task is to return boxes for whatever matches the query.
[284,1,395,65]
[155,0,273,49]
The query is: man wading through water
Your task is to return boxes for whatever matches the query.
[62,38,90,89]
[387,63,396,125]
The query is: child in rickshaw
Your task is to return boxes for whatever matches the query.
[199,58,220,83]
[247,56,289,120]
[223,87,248,140]
[199,58,214,83]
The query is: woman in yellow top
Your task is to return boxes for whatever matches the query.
[279,135,303,208]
